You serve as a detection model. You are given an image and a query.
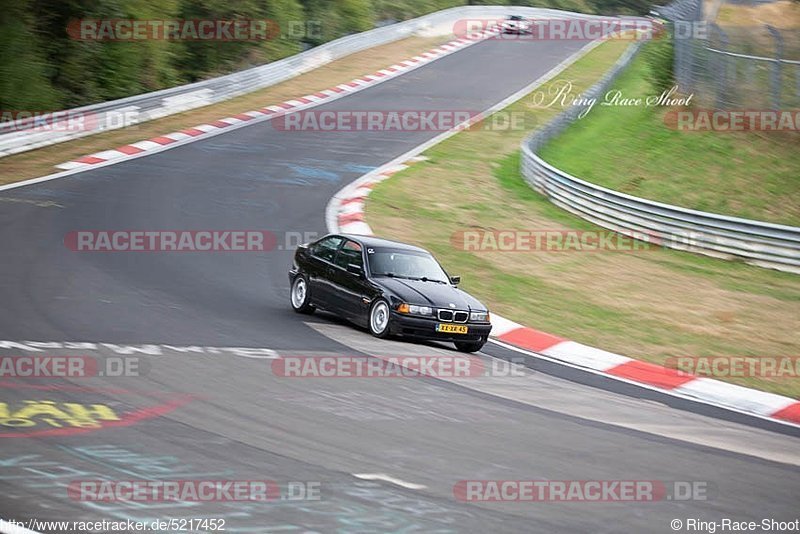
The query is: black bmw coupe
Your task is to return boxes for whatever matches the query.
[289,234,492,352]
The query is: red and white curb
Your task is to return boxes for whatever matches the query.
[55,33,498,171]
[489,320,800,426]
[326,149,800,430]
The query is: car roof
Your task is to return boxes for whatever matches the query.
[337,234,429,253]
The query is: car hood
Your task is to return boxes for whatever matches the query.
[375,278,486,311]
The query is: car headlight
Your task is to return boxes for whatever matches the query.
[397,303,433,316]
[470,311,490,322]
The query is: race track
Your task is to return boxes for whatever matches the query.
[0,35,798,533]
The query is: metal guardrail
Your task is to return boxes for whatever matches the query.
[0,6,613,158]
[520,41,800,274]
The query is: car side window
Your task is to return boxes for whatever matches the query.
[334,240,363,270]
[311,236,343,263]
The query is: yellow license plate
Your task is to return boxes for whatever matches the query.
[436,324,468,334]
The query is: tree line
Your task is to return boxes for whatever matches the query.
[0,0,654,111]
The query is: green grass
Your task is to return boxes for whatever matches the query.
[537,48,800,226]
[366,40,800,398]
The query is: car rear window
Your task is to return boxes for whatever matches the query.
[311,236,343,262]
[334,240,363,269]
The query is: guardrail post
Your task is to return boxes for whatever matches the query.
[674,21,688,93]
[766,25,783,109]
[796,67,800,103]
[796,66,800,102]
[711,24,729,109]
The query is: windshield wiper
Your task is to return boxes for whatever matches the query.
[376,272,414,280]
[375,273,447,283]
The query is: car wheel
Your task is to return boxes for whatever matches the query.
[368,299,391,338]
[455,337,486,353]
[290,275,315,314]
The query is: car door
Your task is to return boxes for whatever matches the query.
[330,239,371,321]
[306,236,344,309]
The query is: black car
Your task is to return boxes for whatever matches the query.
[288,234,492,352]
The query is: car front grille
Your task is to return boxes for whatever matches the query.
[437,309,468,323]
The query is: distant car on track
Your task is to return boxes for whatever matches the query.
[502,15,533,35]
[289,234,492,352]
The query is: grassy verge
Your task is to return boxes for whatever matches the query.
[0,35,451,186]
[365,40,800,398]
[538,49,800,226]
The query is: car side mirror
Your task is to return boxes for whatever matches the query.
[347,263,364,277]
[450,275,461,286]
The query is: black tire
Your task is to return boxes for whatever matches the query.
[290,275,315,314]
[455,337,486,353]
[368,299,391,338]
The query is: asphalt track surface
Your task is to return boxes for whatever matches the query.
[0,37,798,533]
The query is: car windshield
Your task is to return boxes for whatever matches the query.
[367,248,449,283]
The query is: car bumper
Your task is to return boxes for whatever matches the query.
[388,313,492,342]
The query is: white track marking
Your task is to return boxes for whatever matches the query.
[353,473,427,490]
[0,340,278,359]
